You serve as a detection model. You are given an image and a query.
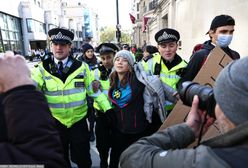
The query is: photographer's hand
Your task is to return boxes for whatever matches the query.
[0,51,33,93]
[186,95,215,138]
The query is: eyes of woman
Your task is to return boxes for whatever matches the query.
[116,57,128,63]
[86,50,94,53]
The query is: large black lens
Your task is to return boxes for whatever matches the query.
[179,81,216,118]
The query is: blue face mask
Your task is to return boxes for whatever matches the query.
[216,34,233,48]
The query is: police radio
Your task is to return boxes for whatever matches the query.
[154,63,161,75]
[98,63,109,80]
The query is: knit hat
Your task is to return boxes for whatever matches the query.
[114,50,135,66]
[214,56,248,125]
[81,43,94,53]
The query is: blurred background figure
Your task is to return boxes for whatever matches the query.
[134,47,143,62]
[122,44,130,51]
[192,43,203,54]
[142,45,158,61]
[80,43,99,142]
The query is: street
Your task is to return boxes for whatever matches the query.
[27,60,101,168]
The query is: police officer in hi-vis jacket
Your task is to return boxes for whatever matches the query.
[141,28,187,115]
[32,28,112,168]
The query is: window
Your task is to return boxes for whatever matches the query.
[137,3,139,11]
[26,18,45,33]
[0,14,8,29]
[26,19,34,32]
[0,13,23,53]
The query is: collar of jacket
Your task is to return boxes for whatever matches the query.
[202,121,248,147]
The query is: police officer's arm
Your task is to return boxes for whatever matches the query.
[31,63,45,90]
[84,63,112,112]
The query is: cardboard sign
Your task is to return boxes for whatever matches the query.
[159,46,234,141]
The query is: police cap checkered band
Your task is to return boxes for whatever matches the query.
[48,28,74,44]
[155,28,180,44]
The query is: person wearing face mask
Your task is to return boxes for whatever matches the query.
[119,56,248,168]
[178,14,240,89]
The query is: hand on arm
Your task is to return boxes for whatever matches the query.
[92,80,102,93]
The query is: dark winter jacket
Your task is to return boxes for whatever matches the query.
[119,122,248,168]
[109,74,149,134]
[178,40,240,88]
[0,85,67,167]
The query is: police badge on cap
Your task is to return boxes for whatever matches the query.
[48,28,74,44]
[155,28,180,44]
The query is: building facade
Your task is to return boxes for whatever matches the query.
[0,0,99,56]
[131,0,248,60]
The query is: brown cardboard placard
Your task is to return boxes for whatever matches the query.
[159,46,234,141]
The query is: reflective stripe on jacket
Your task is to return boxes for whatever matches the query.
[91,68,111,111]
[142,53,187,110]
[32,62,112,128]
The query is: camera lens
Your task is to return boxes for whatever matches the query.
[179,81,216,118]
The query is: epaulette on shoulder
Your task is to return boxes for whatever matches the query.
[143,54,153,62]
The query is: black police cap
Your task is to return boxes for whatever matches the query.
[155,28,180,44]
[96,43,119,55]
[48,28,74,44]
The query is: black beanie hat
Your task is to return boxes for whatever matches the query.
[81,43,94,53]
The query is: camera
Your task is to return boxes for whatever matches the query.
[179,81,216,118]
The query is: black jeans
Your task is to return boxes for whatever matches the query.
[109,128,151,168]
[55,118,92,168]
[95,110,113,168]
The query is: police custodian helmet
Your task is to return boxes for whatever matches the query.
[155,28,180,44]
[48,28,74,44]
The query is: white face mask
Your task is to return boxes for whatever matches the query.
[216,34,233,47]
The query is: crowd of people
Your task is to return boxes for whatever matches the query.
[0,14,247,168]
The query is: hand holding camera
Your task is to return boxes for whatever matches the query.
[179,81,216,138]
[185,95,215,138]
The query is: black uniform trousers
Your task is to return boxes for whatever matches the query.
[109,127,151,168]
[95,110,113,168]
[54,118,92,168]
